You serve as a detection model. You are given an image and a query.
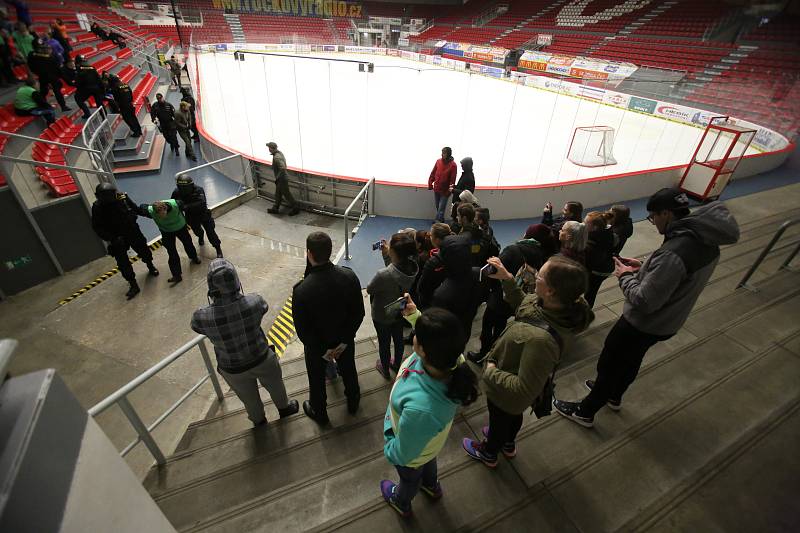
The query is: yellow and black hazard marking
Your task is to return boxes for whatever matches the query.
[58,240,164,306]
[267,297,295,357]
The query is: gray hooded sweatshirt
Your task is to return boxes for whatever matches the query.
[620,201,740,336]
[367,260,419,324]
[191,258,272,373]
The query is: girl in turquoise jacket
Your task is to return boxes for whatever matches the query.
[381,296,479,517]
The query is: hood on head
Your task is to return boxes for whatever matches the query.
[667,201,740,247]
[207,258,242,299]
[438,234,472,277]
[460,157,473,171]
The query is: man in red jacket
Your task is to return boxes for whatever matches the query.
[428,146,457,222]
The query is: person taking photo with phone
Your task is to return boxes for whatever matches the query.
[463,255,594,468]
[367,233,419,379]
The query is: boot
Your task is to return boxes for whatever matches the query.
[168,275,182,283]
[288,208,300,216]
[278,399,299,419]
[267,207,280,214]
[214,245,223,258]
[125,280,140,300]
[145,262,159,276]
[302,400,329,425]
[198,235,205,246]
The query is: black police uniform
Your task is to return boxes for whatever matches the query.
[171,180,222,256]
[75,63,105,118]
[292,262,364,423]
[110,80,142,136]
[27,49,68,110]
[151,100,180,154]
[91,189,158,297]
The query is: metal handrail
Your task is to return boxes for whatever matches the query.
[0,339,18,382]
[88,335,224,465]
[737,218,800,291]
[0,153,114,176]
[0,130,101,153]
[343,177,375,260]
[175,153,239,178]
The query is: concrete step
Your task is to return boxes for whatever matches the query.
[176,292,800,532]
[112,125,157,166]
[112,126,148,155]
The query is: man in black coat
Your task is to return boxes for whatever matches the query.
[75,56,105,119]
[171,174,223,258]
[292,232,365,424]
[91,182,159,299]
[108,74,142,137]
[180,88,200,141]
[151,92,180,156]
[27,42,69,111]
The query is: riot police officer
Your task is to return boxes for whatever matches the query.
[75,55,105,119]
[171,174,223,258]
[27,42,70,111]
[150,92,180,156]
[108,74,142,137]
[91,182,159,299]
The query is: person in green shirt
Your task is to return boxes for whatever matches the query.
[11,22,33,59]
[13,78,55,124]
[139,200,200,283]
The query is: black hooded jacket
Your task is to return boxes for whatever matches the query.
[585,226,615,275]
[612,218,634,255]
[453,157,475,198]
[91,193,144,241]
[486,238,547,314]
[171,184,210,220]
[431,234,475,316]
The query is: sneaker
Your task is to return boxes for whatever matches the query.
[380,480,412,518]
[419,482,443,500]
[481,426,516,458]
[584,380,622,411]
[467,351,487,365]
[462,438,498,468]
[553,399,594,428]
[375,360,390,380]
[277,399,299,418]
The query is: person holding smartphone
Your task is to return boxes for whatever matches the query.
[367,233,419,379]
[463,255,594,468]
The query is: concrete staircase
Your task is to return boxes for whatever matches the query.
[617,0,677,36]
[223,14,246,44]
[676,44,758,98]
[141,204,800,531]
[489,0,570,46]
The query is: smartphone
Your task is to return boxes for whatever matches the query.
[372,240,383,251]
[384,296,407,314]
[479,263,497,282]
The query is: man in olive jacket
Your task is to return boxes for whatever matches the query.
[463,255,594,467]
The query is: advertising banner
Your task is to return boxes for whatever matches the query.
[387,48,400,57]
[441,42,509,65]
[210,0,364,18]
[518,50,637,81]
[602,91,630,107]
[628,96,657,114]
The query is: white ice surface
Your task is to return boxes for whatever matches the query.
[196,52,755,188]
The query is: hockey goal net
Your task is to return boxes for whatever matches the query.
[567,126,617,167]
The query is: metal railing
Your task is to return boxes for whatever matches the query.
[343,177,375,260]
[737,218,800,291]
[88,335,224,465]
[81,107,116,177]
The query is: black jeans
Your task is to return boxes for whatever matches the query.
[478,303,511,357]
[161,225,197,277]
[304,341,360,415]
[578,316,673,417]
[374,320,404,372]
[485,399,523,456]
[394,459,438,510]
[110,230,153,282]
[584,273,610,308]
[187,213,221,248]
[119,104,141,136]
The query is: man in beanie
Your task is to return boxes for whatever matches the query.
[191,259,299,427]
[172,174,223,258]
[266,141,300,216]
[554,187,740,427]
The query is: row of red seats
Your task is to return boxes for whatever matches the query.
[31,139,78,197]
[133,73,157,115]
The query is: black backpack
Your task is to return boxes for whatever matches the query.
[516,316,564,418]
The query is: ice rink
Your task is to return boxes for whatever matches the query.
[194,51,756,188]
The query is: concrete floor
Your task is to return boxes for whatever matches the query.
[0,196,344,477]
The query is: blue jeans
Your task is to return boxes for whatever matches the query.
[433,192,449,222]
[395,459,438,510]
[374,320,404,372]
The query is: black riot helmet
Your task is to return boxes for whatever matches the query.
[176,173,194,194]
[95,182,118,204]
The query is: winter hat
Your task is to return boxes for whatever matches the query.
[207,258,242,299]
[524,223,550,241]
[459,190,478,205]
[646,187,690,212]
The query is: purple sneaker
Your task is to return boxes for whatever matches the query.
[380,480,412,517]
[481,426,516,458]
[462,438,498,468]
